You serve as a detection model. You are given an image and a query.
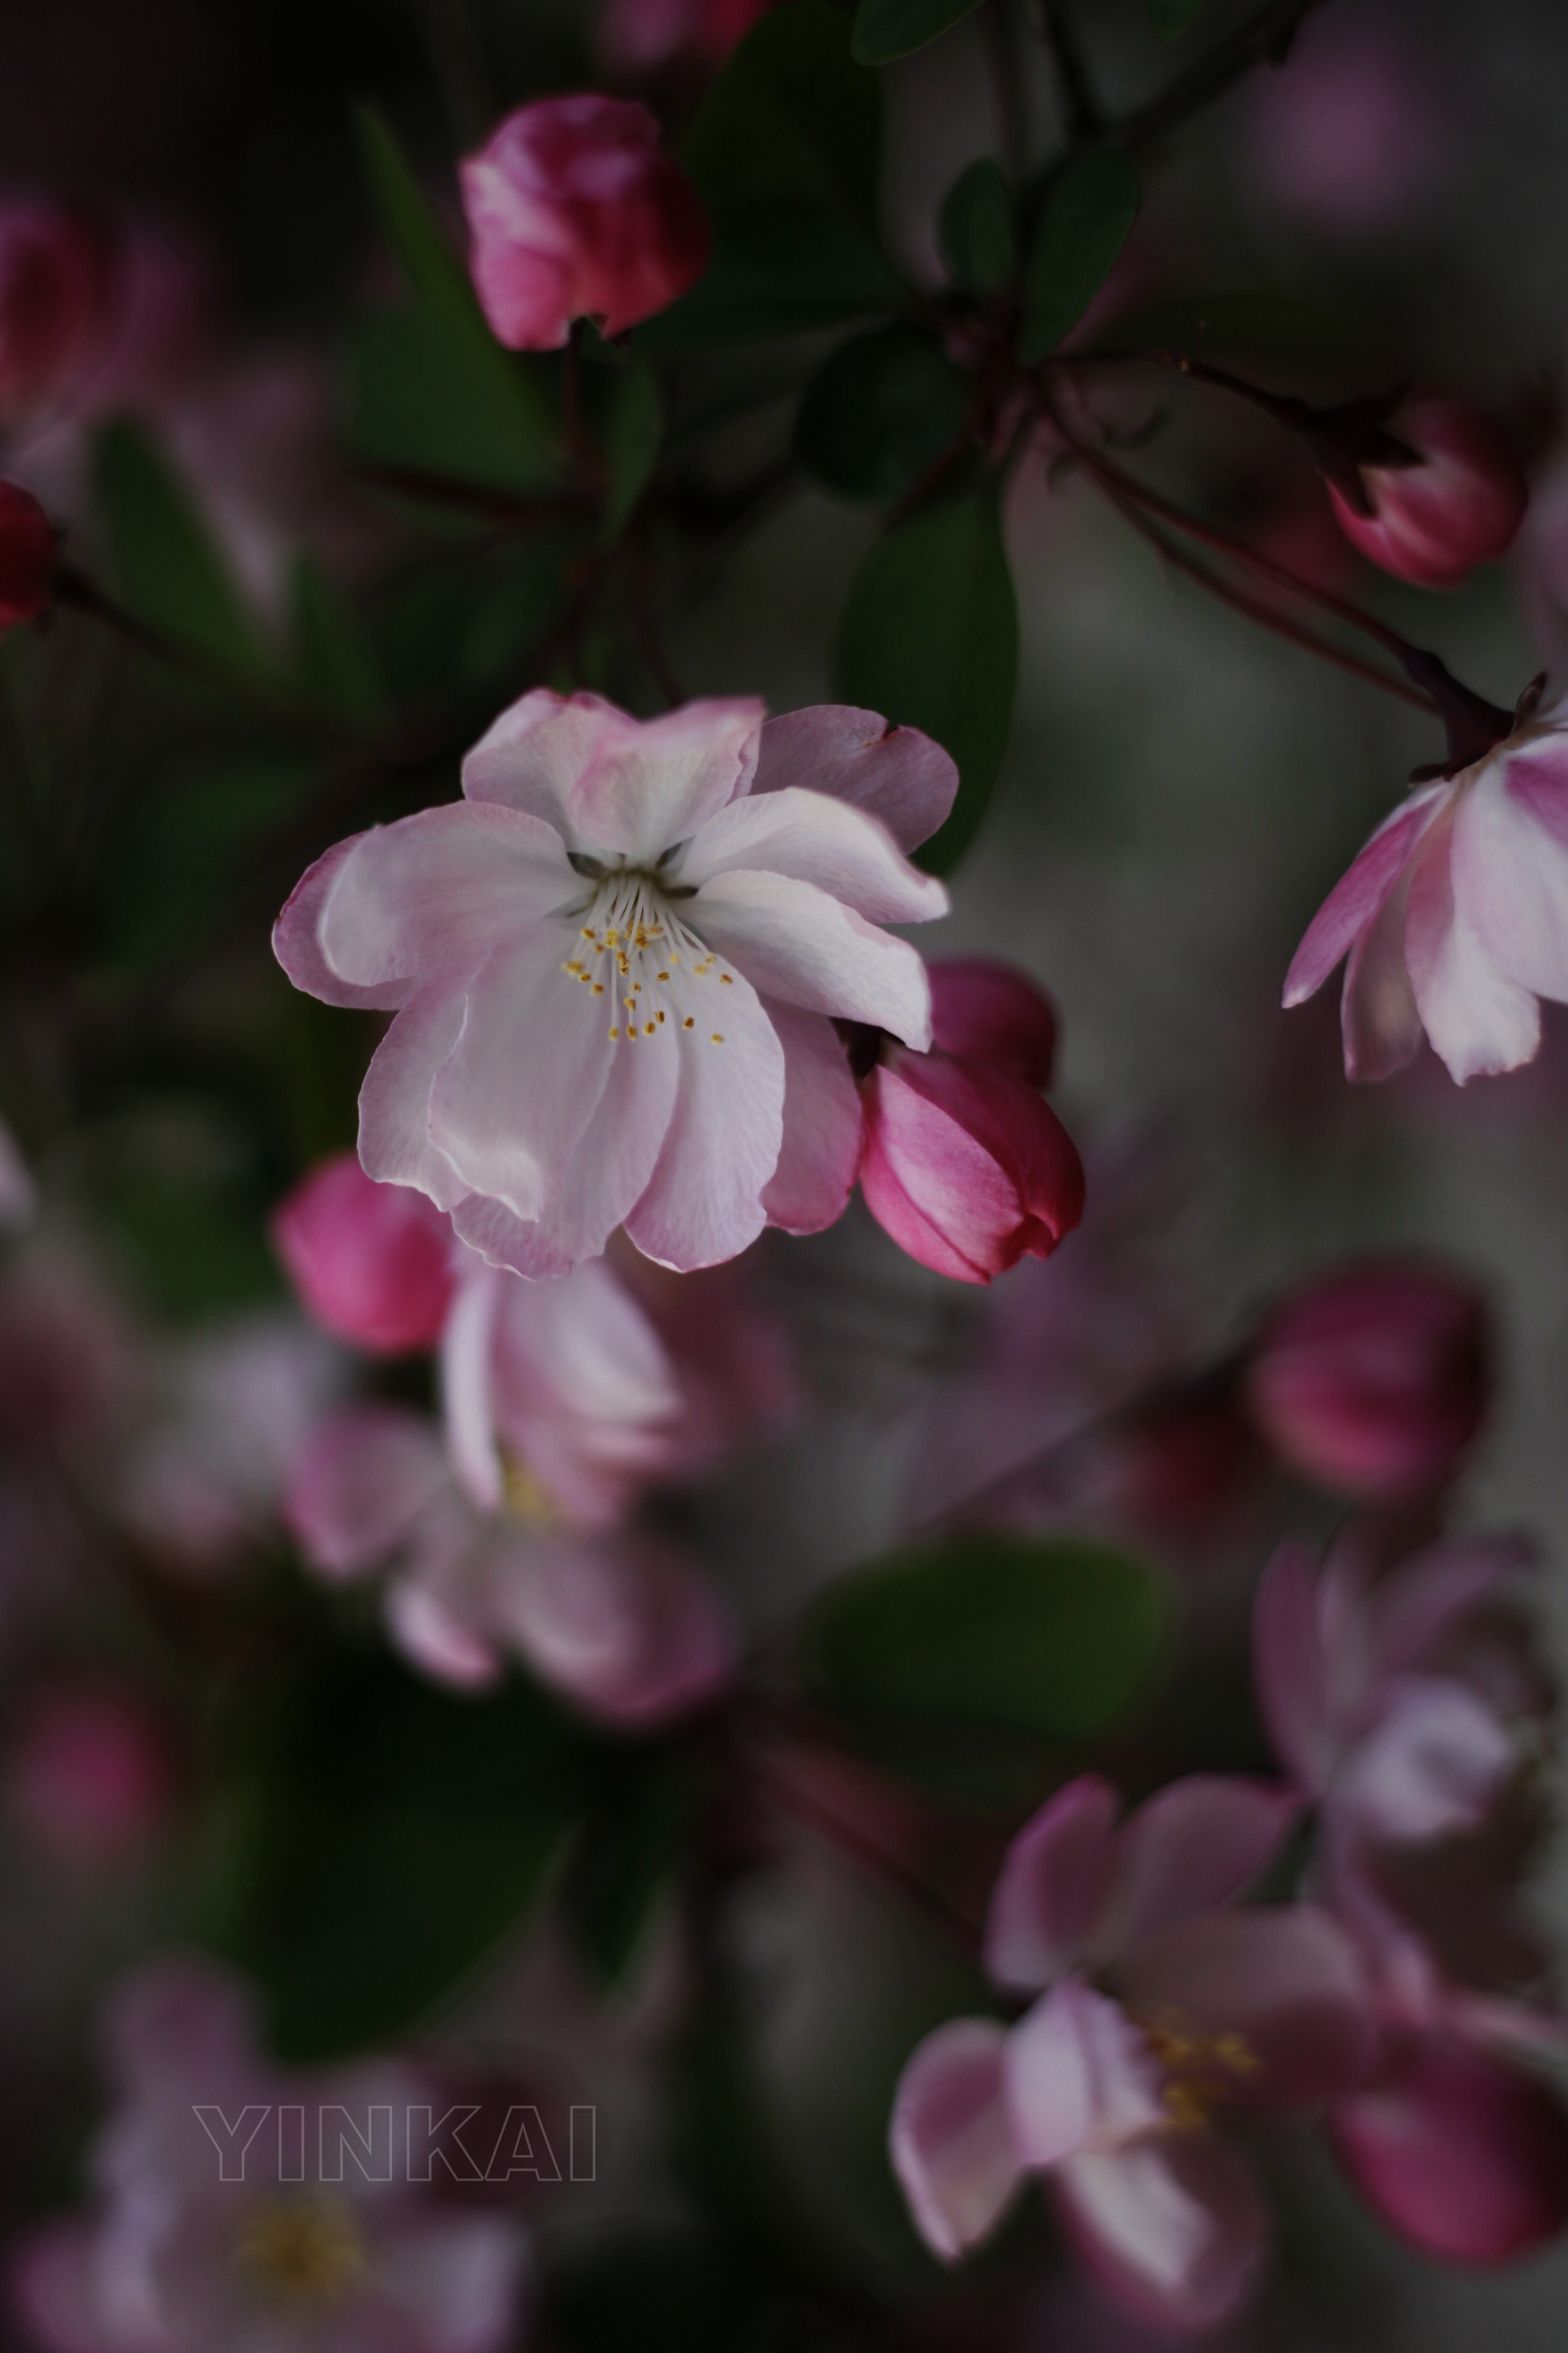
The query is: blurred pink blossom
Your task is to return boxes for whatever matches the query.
[1238,9,1453,240]
[461,97,710,349]
[1283,690,1568,1082]
[274,694,953,1279]
[273,1153,457,1356]
[4,1683,175,1869]
[597,0,773,77]
[1326,394,1526,590]
[12,1957,527,2353]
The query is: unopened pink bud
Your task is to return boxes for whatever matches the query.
[271,1151,456,1355]
[859,1050,1084,1286]
[461,95,711,351]
[1327,393,1527,589]
[0,480,55,632]
[1333,2040,1568,2263]
[928,957,1058,1089]
[0,201,109,425]
[6,1685,175,1868]
[1244,1261,1489,1498]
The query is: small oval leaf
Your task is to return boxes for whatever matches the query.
[938,158,1018,297]
[796,323,972,505]
[1019,149,1140,366]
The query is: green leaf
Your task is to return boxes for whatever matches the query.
[796,323,971,505]
[210,1648,583,2061]
[598,359,664,543]
[1146,0,1212,35]
[108,752,318,975]
[938,158,1017,296]
[636,215,903,354]
[289,556,384,723]
[804,1532,1166,1739]
[346,108,562,495]
[1019,149,1140,366]
[833,487,1017,872]
[852,0,984,65]
[92,418,268,678]
[682,0,882,231]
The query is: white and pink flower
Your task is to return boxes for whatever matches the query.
[274,693,956,1280]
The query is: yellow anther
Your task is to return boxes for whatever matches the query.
[683,1017,694,1029]
[711,1033,724,1044]
[609,1026,619,1039]
[644,1022,655,1035]
[656,969,669,980]
[720,973,732,985]
[656,1011,665,1024]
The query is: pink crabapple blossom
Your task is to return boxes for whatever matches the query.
[11,1957,527,2353]
[1325,393,1526,590]
[461,97,711,350]
[274,693,956,1282]
[1282,686,1568,1083]
[889,1772,1374,2329]
[286,1399,736,1725]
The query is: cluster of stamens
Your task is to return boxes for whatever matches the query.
[560,868,735,1047]
[1136,2009,1260,2132]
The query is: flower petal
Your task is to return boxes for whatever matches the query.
[888,2018,1023,2262]
[1452,745,1568,1002]
[441,1262,507,1512]
[1283,787,1444,1008]
[358,978,476,1212]
[285,1402,449,1578]
[1335,1672,1515,1842]
[928,958,1058,1087]
[1054,2129,1270,2332]
[274,833,408,1010]
[1364,1531,1534,1683]
[462,687,631,841]
[1102,1776,1303,1954]
[985,1776,1121,1991]
[623,963,785,1271]
[386,1574,505,1690]
[761,1000,863,1236]
[1405,799,1541,1082]
[694,868,934,1044]
[568,697,764,864]
[680,787,948,924]
[1005,1979,1165,2168]
[484,1531,735,1724]
[753,706,959,853]
[272,1152,457,1355]
[1341,854,1424,1080]
[319,802,577,992]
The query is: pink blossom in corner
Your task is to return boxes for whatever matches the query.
[5,1682,176,1869]
[1282,690,1568,1083]
[597,0,773,77]
[1244,1259,1490,1497]
[1326,394,1526,590]
[889,1773,1371,2328]
[287,1401,735,1725]
[272,1152,458,1355]
[12,1956,527,2353]
[274,693,953,1279]
[461,97,710,350]
[1238,10,1452,240]
[0,481,54,631]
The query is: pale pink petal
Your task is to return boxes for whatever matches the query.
[985,1777,1121,1991]
[1283,787,1444,1007]
[1122,1904,1375,2109]
[679,787,949,924]
[623,964,785,1271]
[888,2018,1022,2261]
[1055,2130,1270,2331]
[1005,1979,1165,2167]
[487,1532,735,1724]
[1103,1776,1303,1955]
[428,927,619,1221]
[271,1152,456,1354]
[317,803,577,993]
[691,870,935,1044]
[1405,800,1541,1081]
[462,687,634,843]
[1365,1531,1534,1683]
[386,1575,505,1690]
[104,1953,256,2090]
[285,1402,449,1577]
[761,1000,863,1236]
[1253,1539,1335,1792]
[1452,747,1568,1002]
[273,833,408,1010]
[928,958,1058,1087]
[441,1262,507,1512]
[568,698,763,864]
[1341,854,1424,1079]
[358,979,476,1212]
[1335,1673,1516,1841]
[753,706,959,853]
[373,2211,529,2353]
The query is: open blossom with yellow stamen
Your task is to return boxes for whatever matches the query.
[274,691,956,1280]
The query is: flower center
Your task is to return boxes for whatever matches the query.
[233,2193,367,2308]
[1135,2009,1260,2131]
[560,865,735,1049]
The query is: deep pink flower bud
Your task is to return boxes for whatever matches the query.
[271,1151,456,1355]
[859,1049,1084,1286]
[460,95,711,351]
[1327,393,1527,589]
[1244,1261,1489,1498]
[0,480,54,633]
[928,957,1058,1088]
[1333,2040,1568,2262]
[0,201,109,424]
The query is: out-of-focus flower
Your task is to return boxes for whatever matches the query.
[0,203,109,429]
[274,694,953,1279]
[1244,1260,1490,1498]
[858,958,1084,1286]
[1237,9,1452,240]
[13,1957,527,2353]
[1253,1527,1539,1857]
[461,97,711,350]
[1324,394,1526,589]
[287,1400,735,1725]
[4,1682,175,1869]
[1283,688,1568,1083]
[597,0,773,77]
[0,480,54,631]
[889,1774,1371,2328]
[272,1153,457,1355]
